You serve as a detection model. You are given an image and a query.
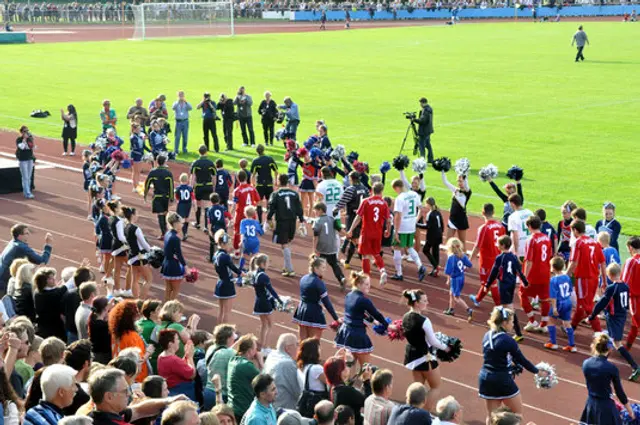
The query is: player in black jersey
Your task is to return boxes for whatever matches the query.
[250,144,278,226]
[190,145,216,229]
[268,174,304,276]
[144,154,174,239]
[336,171,370,267]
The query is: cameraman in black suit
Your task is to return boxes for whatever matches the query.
[218,93,235,151]
[258,91,278,146]
[413,97,434,162]
[197,92,220,152]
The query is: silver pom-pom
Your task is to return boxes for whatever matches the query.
[331,145,346,161]
[454,158,470,176]
[240,271,255,288]
[534,362,558,389]
[478,164,499,182]
[95,136,108,151]
[142,153,154,163]
[412,158,427,174]
[275,296,295,314]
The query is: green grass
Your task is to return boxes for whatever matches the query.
[2,22,640,233]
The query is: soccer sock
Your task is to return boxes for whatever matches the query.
[158,215,167,235]
[196,207,202,225]
[619,346,639,370]
[362,258,371,275]
[209,240,216,263]
[567,327,575,346]
[182,222,188,237]
[407,248,423,268]
[475,286,488,302]
[239,257,246,271]
[513,314,522,337]
[627,326,639,349]
[373,254,385,273]
[571,305,585,329]
[520,293,534,318]
[346,242,356,264]
[548,325,557,345]
[393,250,403,276]
[540,300,551,328]
[203,207,209,229]
[341,238,349,254]
[283,248,293,272]
[589,314,602,332]
[257,206,263,224]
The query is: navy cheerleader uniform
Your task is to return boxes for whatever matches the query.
[478,330,539,400]
[83,161,92,191]
[130,133,148,163]
[161,229,186,281]
[213,249,242,299]
[293,272,339,329]
[252,269,282,315]
[402,311,448,371]
[125,223,151,266]
[581,356,627,425]
[109,216,128,258]
[95,213,113,254]
[335,290,388,354]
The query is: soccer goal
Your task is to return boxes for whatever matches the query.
[131,2,234,41]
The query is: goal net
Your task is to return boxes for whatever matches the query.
[131,2,234,41]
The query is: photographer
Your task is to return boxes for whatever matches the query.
[15,125,36,199]
[234,86,255,147]
[412,98,434,162]
[197,92,220,153]
[258,91,278,146]
[324,349,372,425]
[278,97,300,141]
[218,93,235,151]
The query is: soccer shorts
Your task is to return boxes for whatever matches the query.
[479,259,496,285]
[393,233,415,249]
[256,186,274,201]
[152,197,169,214]
[575,277,598,301]
[606,315,627,341]
[499,282,516,305]
[519,283,550,300]
[358,235,382,256]
[195,185,214,201]
[450,276,465,297]
[273,220,296,245]
[243,240,260,255]
[556,299,573,321]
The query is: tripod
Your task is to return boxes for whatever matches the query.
[399,120,419,156]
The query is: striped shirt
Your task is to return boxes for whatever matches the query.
[364,395,395,425]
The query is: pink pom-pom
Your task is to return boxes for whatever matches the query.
[387,319,405,341]
[111,149,126,162]
[286,139,297,152]
[184,267,199,283]
[354,160,366,174]
[296,147,308,158]
[329,319,342,332]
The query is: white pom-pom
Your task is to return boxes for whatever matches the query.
[332,145,346,161]
[534,362,558,389]
[478,164,499,182]
[298,223,308,237]
[95,136,108,150]
[276,296,295,313]
[412,158,427,174]
[454,158,470,176]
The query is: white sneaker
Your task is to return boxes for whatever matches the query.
[524,321,540,332]
[62,152,68,156]
[87,215,93,221]
[379,271,388,287]
[113,289,123,296]
[242,143,249,147]
[537,325,549,334]
[70,152,75,156]
[99,264,105,273]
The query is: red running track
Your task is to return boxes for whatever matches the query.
[1,133,639,424]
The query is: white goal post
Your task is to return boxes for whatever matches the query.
[131,2,234,41]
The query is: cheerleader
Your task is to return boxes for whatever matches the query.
[479,307,547,425]
[95,199,114,284]
[297,148,320,220]
[417,197,443,277]
[250,254,283,351]
[581,333,635,425]
[401,289,449,412]
[441,170,471,248]
[335,271,389,371]
[293,256,340,340]
[108,200,130,296]
[122,206,153,299]
[213,229,243,325]
[161,212,187,302]
[130,123,148,191]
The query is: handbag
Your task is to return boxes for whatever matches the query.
[296,365,328,418]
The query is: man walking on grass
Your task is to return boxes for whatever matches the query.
[572,25,589,62]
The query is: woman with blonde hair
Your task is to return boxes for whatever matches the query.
[249,254,283,351]
[122,205,152,298]
[7,257,29,297]
[213,230,243,325]
[211,404,236,425]
[12,262,36,321]
[441,170,471,248]
[158,300,200,359]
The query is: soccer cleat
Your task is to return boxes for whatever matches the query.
[340,278,346,292]
[285,270,296,277]
[443,308,454,316]
[182,235,189,242]
[524,321,540,332]
[544,342,558,350]
[537,326,549,334]
[428,268,439,278]
[469,295,480,307]
[629,368,640,382]
[379,271,388,287]
[563,345,577,353]
[390,274,404,281]
[70,152,75,156]
[467,308,473,323]
[191,222,201,229]
[418,266,427,282]
[513,335,524,343]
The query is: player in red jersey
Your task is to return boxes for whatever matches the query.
[231,170,259,257]
[567,220,605,332]
[469,203,505,307]
[346,182,391,286]
[624,237,640,349]
[521,216,553,332]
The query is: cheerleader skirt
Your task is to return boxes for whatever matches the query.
[98,235,113,254]
[478,369,519,400]
[580,397,622,425]
[161,259,185,281]
[130,150,143,163]
[215,279,236,299]
[293,302,327,329]
[254,295,274,315]
[299,179,316,192]
[334,324,373,354]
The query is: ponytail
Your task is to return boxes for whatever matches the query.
[121,206,135,221]
[402,289,424,306]
[308,254,326,273]
[426,197,438,212]
[350,270,368,290]
[251,254,268,272]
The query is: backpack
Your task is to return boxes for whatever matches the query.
[30,110,50,118]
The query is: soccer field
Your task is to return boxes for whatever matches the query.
[1,22,639,232]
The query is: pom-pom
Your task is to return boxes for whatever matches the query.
[373,317,392,336]
[478,164,499,182]
[304,135,319,150]
[121,159,132,169]
[454,157,470,176]
[620,403,640,425]
[347,151,359,164]
[142,153,154,163]
[509,362,524,378]
[167,152,176,161]
[95,135,108,150]
[387,319,405,341]
[329,319,342,332]
[434,332,463,362]
[412,158,427,174]
[296,147,308,158]
[354,160,366,174]
[298,222,308,237]
[534,362,558,389]
[332,145,346,161]
[506,165,524,181]
[309,147,323,161]
[392,154,410,171]
[275,296,295,314]
[431,157,451,173]
[145,247,164,269]
[379,161,391,174]
[136,182,145,197]
[184,267,199,283]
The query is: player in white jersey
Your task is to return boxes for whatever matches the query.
[316,167,344,217]
[390,179,427,281]
[507,194,533,258]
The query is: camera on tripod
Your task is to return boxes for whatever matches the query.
[404,111,417,120]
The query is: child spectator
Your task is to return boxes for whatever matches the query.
[557,200,577,262]
[596,202,622,251]
[546,256,576,352]
[444,238,473,321]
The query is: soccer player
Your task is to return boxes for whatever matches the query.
[231,170,259,258]
[599,231,620,286]
[174,173,194,241]
[316,166,344,218]
[570,208,597,246]
[567,220,605,333]
[313,202,346,289]
[507,194,533,259]
[389,179,426,282]
[214,158,233,209]
[143,153,174,239]
[546,256,576,352]
[589,263,640,381]
[336,171,370,268]
[623,236,640,349]
[557,200,577,261]
[521,215,553,332]
[536,209,557,254]
[190,145,216,230]
[469,203,505,307]
[250,144,278,226]
[268,174,305,276]
[239,206,264,273]
[347,182,391,286]
[206,193,231,263]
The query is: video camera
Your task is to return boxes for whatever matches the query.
[404,111,417,120]
[276,111,285,124]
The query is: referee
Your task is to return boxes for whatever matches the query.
[250,144,278,225]
[144,154,174,239]
[572,25,589,62]
[190,144,216,229]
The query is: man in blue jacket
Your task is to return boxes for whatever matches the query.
[0,224,53,294]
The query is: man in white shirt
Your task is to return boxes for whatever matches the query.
[316,167,344,218]
[390,179,426,282]
[507,194,533,259]
[364,369,395,425]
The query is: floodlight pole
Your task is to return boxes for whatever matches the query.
[230,1,235,36]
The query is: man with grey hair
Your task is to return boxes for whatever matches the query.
[435,396,463,425]
[387,383,432,425]
[59,416,94,425]
[24,364,78,425]
[88,368,188,425]
[277,410,316,425]
[160,400,199,425]
[126,98,149,123]
[234,86,255,147]
[262,333,300,410]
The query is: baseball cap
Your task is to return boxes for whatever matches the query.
[277,410,315,425]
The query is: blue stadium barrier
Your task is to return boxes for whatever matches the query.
[291,5,637,21]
